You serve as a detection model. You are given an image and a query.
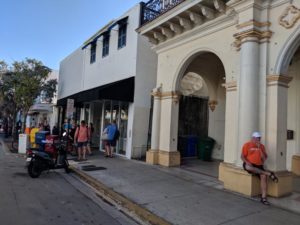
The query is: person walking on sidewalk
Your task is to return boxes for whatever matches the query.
[104,120,118,158]
[74,120,90,161]
[241,131,279,205]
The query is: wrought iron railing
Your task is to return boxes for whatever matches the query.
[141,0,185,25]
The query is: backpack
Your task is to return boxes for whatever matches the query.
[113,129,120,141]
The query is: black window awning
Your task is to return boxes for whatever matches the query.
[57,77,134,107]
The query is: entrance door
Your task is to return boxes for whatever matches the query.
[178,96,208,157]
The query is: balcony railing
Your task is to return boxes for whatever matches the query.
[141,0,185,25]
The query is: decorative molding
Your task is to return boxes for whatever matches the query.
[279,5,300,29]
[233,29,273,50]
[151,85,162,98]
[198,4,216,20]
[151,91,181,103]
[222,81,237,91]
[161,27,174,38]
[187,10,203,25]
[151,91,161,97]
[226,0,242,7]
[155,13,236,53]
[168,22,183,35]
[153,31,165,42]
[267,75,293,88]
[236,20,271,29]
[177,16,193,31]
[214,0,226,13]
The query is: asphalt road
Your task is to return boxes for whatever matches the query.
[0,137,139,225]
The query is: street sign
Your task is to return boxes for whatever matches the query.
[66,99,74,119]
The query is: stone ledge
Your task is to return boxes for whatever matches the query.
[219,162,293,197]
[146,150,181,167]
[219,162,261,196]
[146,149,159,165]
[159,150,181,167]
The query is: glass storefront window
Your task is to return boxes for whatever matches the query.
[92,102,102,148]
[118,102,128,155]
[104,100,111,128]
[75,107,81,125]
[84,104,89,123]
[112,101,120,122]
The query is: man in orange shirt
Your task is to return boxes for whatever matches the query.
[241,132,278,205]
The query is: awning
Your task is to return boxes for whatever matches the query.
[28,103,54,114]
[57,77,134,107]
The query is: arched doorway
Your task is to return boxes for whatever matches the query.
[287,47,300,172]
[274,28,300,176]
[176,52,226,176]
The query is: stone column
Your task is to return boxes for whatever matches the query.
[264,75,293,197]
[236,38,260,166]
[146,88,162,165]
[151,95,161,150]
[223,81,238,164]
[266,75,292,171]
[158,91,181,167]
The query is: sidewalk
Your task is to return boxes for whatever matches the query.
[69,151,300,225]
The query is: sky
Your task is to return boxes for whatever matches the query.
[0,0,142,70]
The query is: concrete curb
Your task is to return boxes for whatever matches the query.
[70,165,172,225]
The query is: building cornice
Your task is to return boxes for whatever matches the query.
[138,0,235,48]
[154,12,237,54]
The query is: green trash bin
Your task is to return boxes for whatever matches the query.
[198,137,215,161]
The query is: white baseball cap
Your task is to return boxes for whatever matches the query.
[252,132,261,138]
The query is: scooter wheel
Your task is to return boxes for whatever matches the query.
[28,161,42,178]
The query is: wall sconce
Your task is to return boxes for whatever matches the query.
[208,100,218,112]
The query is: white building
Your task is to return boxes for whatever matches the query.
[27,70,59,132]
[57,3,157,159]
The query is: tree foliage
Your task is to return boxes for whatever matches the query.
[0,58,57,132]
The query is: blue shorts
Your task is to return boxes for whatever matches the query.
[104,140,116,147]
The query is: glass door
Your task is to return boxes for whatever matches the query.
[112,101,120,154]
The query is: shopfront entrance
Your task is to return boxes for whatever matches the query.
[89,100,129,156]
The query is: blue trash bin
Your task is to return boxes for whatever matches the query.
[179,135,197,157]
[35,131,50,151]
[186,135,197,157]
